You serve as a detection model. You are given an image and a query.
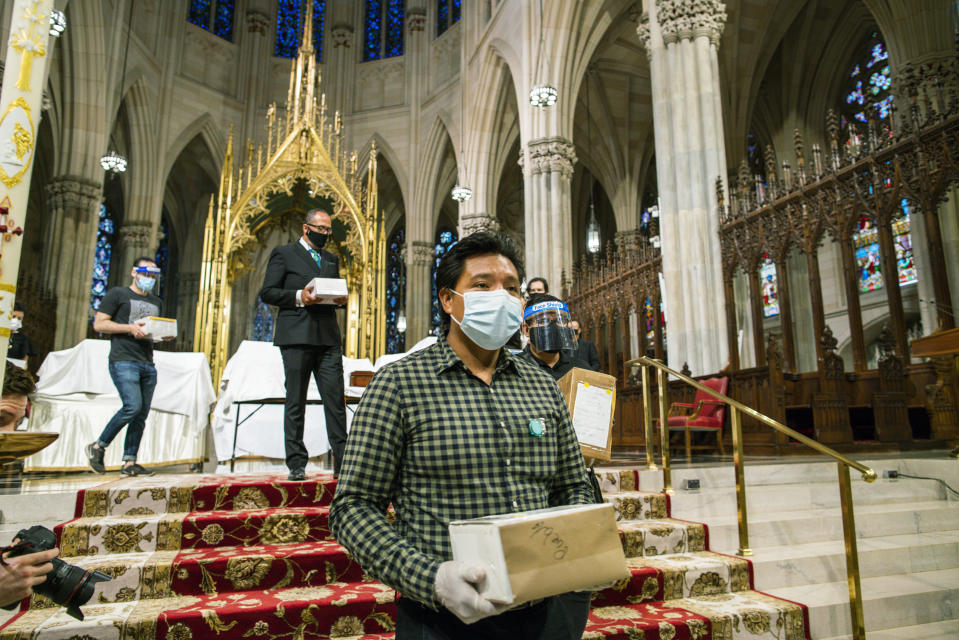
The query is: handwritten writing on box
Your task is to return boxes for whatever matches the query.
[529,521,569,560]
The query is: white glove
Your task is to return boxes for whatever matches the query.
[434,560,502,625]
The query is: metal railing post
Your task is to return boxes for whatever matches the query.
[838,462,866,640]
[641,364,657,470]
[656,364,672,493]
[730,407,751,556]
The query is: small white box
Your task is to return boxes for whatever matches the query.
[140,316,177,341]
[449,503,629,605]
[308,277,349,304]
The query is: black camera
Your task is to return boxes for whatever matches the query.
[0,525,109,620]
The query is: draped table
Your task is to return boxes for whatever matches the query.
[24,339,216,471]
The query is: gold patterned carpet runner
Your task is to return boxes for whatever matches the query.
[0,470,811,639]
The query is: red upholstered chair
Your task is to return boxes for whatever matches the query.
[667,376,729,460]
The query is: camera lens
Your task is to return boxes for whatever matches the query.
[36,559,110,621]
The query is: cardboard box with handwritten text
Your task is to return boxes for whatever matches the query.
[448,503,628,605]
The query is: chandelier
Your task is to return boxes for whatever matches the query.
[529,85,558,107]
[451,185,473,202]
[99,150,128,174]
[49,10,66,37]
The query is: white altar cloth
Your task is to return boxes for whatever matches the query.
[24,339,216,471]
[211,341,374,461]
[211,338,436,462]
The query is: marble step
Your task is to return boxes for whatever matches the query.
[663,476,945,517]
[821,618,959,640]
[699,500,959,552]
[618,456,959,492]
[766,567,959,638]
[0,491,76,525]
[747,530,959,588]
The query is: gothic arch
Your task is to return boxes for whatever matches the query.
[356,132,409,209]
[163,113,225,183]
[411,116,458,240]
[465,44,519,216]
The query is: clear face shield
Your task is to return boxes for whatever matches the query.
[134,265,161,293]
[523,300,578,353]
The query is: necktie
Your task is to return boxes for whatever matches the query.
[308,248,322,270]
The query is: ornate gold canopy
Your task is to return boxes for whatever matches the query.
[194,10,385,384]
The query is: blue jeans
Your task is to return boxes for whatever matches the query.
[97,361,157,461]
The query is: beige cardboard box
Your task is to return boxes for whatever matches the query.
[557,368,617,461]
[449,503,629,605]
[308,277,349,304]
[140,316,177,341]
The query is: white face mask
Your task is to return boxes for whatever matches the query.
[9,317,21,332]
[450,289,524,351]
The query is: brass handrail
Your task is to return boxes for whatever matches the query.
[626,355,874,640]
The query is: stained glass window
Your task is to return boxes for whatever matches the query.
[642,296,667,350]
[760,254,779,317]
[187,0,234,41]
[436,0,461,37]
[431,228,457,334]
[154,219,169,299]
[841,33,892,132]
[90,204,116,313]
[275,0,326,60]
[853,198,917,293]
[364,0,405,61]
[386,228,406,353]
[253,298,276,341]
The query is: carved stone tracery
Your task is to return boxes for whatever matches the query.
[458,213,500,237]
[656,0,727,47]
[44,177,101,212]
[524,137,577,179]
[246,11,269,35]
[331,25,353,48]
[410,241,433,267]
[119,222,154,247]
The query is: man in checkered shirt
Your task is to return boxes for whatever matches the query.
[330,232,595,638]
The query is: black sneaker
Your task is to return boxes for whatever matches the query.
[288,468,306,481]
[85,443,105,474]
[120,463,154,477]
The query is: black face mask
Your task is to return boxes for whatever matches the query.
[307,229,329,249]
[529,324,565,353]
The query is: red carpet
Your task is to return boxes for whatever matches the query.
[0,471,812,639]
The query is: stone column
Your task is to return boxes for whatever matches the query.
[405,240,434,343]
[639,0,729,375]
[520,137,576,288]
[117,222,156,277]
[43,177,103,350]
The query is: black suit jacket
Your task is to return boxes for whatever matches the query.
[575,339,601,372]
[259,241,342,347]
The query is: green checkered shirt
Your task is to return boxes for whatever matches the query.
[329,337,594,607]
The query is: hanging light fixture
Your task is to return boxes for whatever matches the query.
[49,10,66,37]
[586,202,601,254]
[529,0,557,109]
[100,0,135,175]
[451,185,472,202]
[397,311,407,334]
[585,68,600,254]
[529,85,558,107]
[99,150,128,173]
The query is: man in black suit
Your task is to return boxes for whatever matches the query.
[259,208,348,481]
[568,320,601,371]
